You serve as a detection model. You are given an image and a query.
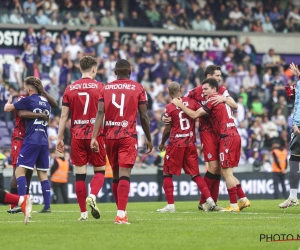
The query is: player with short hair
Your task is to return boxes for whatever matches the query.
[6,81,57,214]
[0,190,32,225]
[157,82,216,213]
[172,78,250,212]
[56,56,106,221]
[91,59,153,224]
[4,76,52,213]
[164,65,238,211]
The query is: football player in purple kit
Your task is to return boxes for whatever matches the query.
[4,76,52,213]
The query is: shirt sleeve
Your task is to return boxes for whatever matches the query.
[138,85,148,105]
[98,87,104,102]
[202,99,213,114]
[13,96,29,110]
[222,89,230,97]
[62,89,69,107]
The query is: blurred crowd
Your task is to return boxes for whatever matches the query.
[0,0,298,172]
[1,0,300,33]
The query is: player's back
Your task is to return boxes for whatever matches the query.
[165,96,199,147]
[14,94,51,146]
[62,78,104,139]
[204,94,238,137]
[99,79,147,139]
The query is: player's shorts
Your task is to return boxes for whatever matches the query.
[17,144,49,171]
[290,132,300,156]
[219,135,241,168]
[164,144,199,176]
[71,136,106,166]
[105,136,138,171]
[11,137,23,167]
[200,131,219,162]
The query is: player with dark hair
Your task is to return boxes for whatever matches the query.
[91,59,153,224]
[172,78,249,212]
[0,190,32,225]
[157,82,216,212]
[4,76,52,213]
[164,65,240,211]
[57,56,106,221]
[6,80,57,214]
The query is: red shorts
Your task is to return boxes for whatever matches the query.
[105,136,138,171]
[11,138,23,167]
[164,144,199,176]
[200,131,219,162]
[219,135,241,168]
[71,136,106,166]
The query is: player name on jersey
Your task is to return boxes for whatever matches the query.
[104,83,136,90]
[69,83,99,91]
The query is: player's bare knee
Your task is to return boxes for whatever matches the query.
[119,166,131,178]
[208,160,219,173]
[93,166,106,172]
[37,170,48,182]
[75,165,87,174]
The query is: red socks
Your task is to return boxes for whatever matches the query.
[2,192,19,205]
[75,174,87,212]
[193,175,211,200]
[163,176,174,204]
[200,172,214,204]
[112,179,119,207]
[227,186,237,204]
[236,184,246,199]
[117,177,130,211]
[211,175,221,203]
[90,172,105,196]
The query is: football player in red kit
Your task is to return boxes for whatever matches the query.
[91,59,153,224]
[57,56,106,221]
[157,82,216,212]
[172,78,250,212]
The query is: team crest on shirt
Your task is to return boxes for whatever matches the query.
[225,149,229,153]
[166,155,169,160]
[14,146,17,151]
[135,144,137,149]
[207,153,212,159]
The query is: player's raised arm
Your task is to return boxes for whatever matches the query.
[159,123,171,151]
[91,101,105,152]
[4,95,15,112]
[172,98,207,119]
[138,103,153,153]
[33,79,58,108]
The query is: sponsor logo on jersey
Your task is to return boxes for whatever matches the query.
[104,83,136,90]
[207,153,212,159]
[226,123,235,127]
[74,119,89,125]
[175,133,192,138]
[39,101,47,106]
[105,120,128,127]
[90,118,95,124]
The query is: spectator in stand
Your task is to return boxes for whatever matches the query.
[52,36,63,61]
[269,5,285,31]
[10,9,25,24]
[101,10,118,27]
[272,96,289,119]
[23,7,36,24]
[229,5,244,20]
[48,118,59,148]
[40,37,54,74]
[243,37,256,65]
[262,48,277,70]
[237,96,246,123]
[191,15,206,31]
[35,9,50,25]
[252,20,263,32]
[9,57,22,91]
[117,12,127,27]
[21,44,36,78]
[23,0,36,15]
[242,65,260,103]
[45,75,60,116]
[60,27,71,49]
[271,108,287,133]
[146,2,161,27]
[225,70,242,100]
[85,26,99,47]
[72,51,83,81]
[251,96,264,117]
[254,6,265,24]
[23,27,37,53]
[263,16,276,33]
[83,41,96,57]
[176,54,188,80]
[127,10,143,27]
[44,0,59,15]
[74,29,83,47]
[65,38,82,61]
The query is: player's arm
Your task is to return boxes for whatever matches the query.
[18,110,48,121]
[158,123,171,151]
[172,98,207,119]
[138,104,153,153]
[56,106,69,153]
[210,95,238,110]
[91,101,105,153]
[4,95,15,112]
[34,81,58,108]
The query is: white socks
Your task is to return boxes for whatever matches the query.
[18,196,24,206]
[117,210,126,218]
[289,189,298,200]
[81,211,88,217]
[239,197,247,202]
[206,197,214,203]
[167,204,175,208]
[230,203,238,207]
[89,194,96,200]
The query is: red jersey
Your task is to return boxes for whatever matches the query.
[99,79,148,139]
[165,96,200,147]
[62,78,104,139]
[186,85,229,132]
[12,96,26,139]
[202,94,238,138]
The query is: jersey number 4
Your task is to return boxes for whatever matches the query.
[112,93,125,117]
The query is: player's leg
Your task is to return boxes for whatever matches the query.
[279,154,300,208]
[36,145,51,213]
[25,169,33,195]
[86,137,106,219]
[221,168,239,212]
[7,167,19,212]
[71,138,88,220]
[233,176,250,210]
[114,137,138,224]
[0,189,32,225]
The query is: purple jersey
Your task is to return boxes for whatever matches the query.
[14,94,51,146]
[21,51,36,68]
[23,34,37,48]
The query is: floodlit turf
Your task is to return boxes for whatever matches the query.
[0,200,300,250]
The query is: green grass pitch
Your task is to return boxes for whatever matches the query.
[0,200,299,250]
